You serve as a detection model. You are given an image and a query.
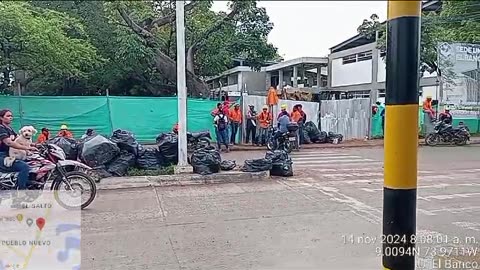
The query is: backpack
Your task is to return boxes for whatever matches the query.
[217,114,227,131]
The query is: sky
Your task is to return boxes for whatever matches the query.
[211,1,387,60]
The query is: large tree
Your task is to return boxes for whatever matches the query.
[112,0,279,95]
[0,2,101,94]
[30,0,279,96]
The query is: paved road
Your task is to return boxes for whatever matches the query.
[82,145,480,270]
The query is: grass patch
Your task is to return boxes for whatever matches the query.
[127,166,175,176]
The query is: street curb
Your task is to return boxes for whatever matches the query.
[97,171,269,190]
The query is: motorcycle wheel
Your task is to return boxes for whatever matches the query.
[266,137,276,151]
[455,136,467,146]
[283,141,293,153]
[197,138,211,149]
[53,171,97,210]
[425,134,439,146]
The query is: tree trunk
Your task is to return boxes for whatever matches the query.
[152,49,207,96]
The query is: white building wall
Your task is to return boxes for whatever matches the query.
[377,52,438,83]
[331,58,372,87]
[377,53,386,82]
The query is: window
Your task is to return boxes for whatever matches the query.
[342,54,356,65]
[380,50,386,58]
[357,51,372,62]
[341,51,373,64]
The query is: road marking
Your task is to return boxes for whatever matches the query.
[361,183,480,192]
[452,222,480,232]
[420,192,480,201]
[292,155,364,161]
[430,206,480,214]
[293,159,375,165]
[290,151,338,155]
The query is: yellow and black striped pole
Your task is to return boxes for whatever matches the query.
[383,1,421,270]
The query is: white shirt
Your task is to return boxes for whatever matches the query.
[213,114,229,124]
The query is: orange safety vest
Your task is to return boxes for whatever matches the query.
[423,100,433,111]
[291,110,302,123]
[258,111,272,128]
[267,88,279,106]
[229,109,242,123]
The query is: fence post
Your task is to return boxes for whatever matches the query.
[105,89,114,135]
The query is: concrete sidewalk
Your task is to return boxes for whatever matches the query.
[229,136,480,151]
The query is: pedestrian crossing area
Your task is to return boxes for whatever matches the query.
[290,150,381,169]
[284,150,480,234]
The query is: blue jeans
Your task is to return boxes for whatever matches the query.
[0,153,30,189]
[216,128,229,149]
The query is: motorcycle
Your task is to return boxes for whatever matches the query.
[187,131,211,151]
[266,124,298,153]
[170,128,211,151]
[0,143,97,209]
[425,120,470,146]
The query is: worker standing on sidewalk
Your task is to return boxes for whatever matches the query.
[229,103,242,145]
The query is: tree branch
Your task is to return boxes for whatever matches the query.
[117,7,157,47]
[188,4,241,53]
[145,0,200,32]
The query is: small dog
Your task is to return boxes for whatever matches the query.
[4,126,37,167]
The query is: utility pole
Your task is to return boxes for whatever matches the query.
[383,1,421,270]
[176,0,189,170]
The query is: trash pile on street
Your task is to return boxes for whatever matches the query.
[47,129,297,179]
[303,121,343,144]
[46,129,181,179]
[242,150,293,177]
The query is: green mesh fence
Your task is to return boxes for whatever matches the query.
[0,96,218,143]
[1,96,476,143]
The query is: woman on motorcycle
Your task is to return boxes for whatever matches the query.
[0,109,37,189]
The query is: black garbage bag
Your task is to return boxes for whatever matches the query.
[317,131,328,143]
[302,129,311,144]
[270,158,294,177]
[91,165,112,181]
[220,160,236,171]
[265,150,289,164]
[136,148,163,170]
[327,132,344,144]
[107,151,136,177]
[305,121,321,142]
[49,136,78,160]
[191,147,221,175]
[242,158,272,172]
[78,135,120,167]
[157,132,178,166]
[110,129,141,156]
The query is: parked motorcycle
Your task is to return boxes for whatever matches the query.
[266,124,298,153]
[0,143,97,209]
[425,120,470,146]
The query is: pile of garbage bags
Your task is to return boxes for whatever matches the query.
[190,146,236,175]
[46,129,186,179]
[302,121,343,144]
[242,150,293,177]
[48,137,79,160]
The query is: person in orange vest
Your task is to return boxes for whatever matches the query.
[57,124,74,138]
[229,104,242,145]
[257,105,272,146]
[266,87,279,124]
[291,106,302,149]
[37,127,50,143]
[422,96,435,121]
